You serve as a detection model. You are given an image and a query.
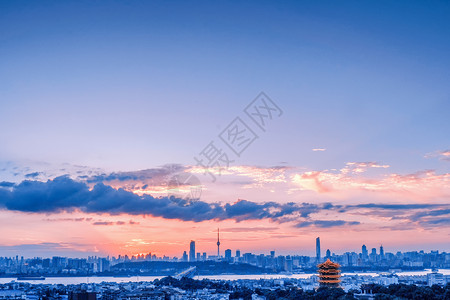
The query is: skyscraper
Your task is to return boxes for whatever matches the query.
[189,241,195,262]
[326,249,331,258]
[316,237,321,262]
[380,245,384,259]
[362,244,368,260]
[225,249,232,261]
[217,228,221,257]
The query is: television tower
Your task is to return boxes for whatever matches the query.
[217,228,221,257]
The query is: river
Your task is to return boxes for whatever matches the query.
[1,269,449,285]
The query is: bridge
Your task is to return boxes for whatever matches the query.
[174,266,197,280]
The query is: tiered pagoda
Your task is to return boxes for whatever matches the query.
[317,259,341,288]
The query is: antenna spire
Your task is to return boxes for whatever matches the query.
[216,228,221,257]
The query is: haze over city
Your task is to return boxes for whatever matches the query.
[0,0,449,260]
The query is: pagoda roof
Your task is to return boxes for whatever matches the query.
[317,258,341,269]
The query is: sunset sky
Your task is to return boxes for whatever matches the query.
[0,1,449,258]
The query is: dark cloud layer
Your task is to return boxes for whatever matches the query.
[347,203,442,210]
[295,220,360,228]
[2,177,447,229]
[0,176,328,223]
[24,172,41,178]
[0,181,15,187]
[85,164,185,184]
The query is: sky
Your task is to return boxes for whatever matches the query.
[0,0,449,258]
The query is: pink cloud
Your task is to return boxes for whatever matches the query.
[425,149,450,161]
[291,163,449,202]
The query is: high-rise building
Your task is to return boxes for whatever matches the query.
[270,250,275,258]
[236,250,241,258]
[285,257,293,272]
[380,245,384,259]
[225,249,232,261]
[182,251,188,262]
[362,245,368,260]
[326,249,331,258]
[189,241,196,262]
[369,248,377,263]
[316,237,321,262]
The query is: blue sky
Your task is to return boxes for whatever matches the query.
[1,0,449,170]
[0,1,449,256]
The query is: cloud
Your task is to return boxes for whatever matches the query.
[425,149,450,161]
[24,172,41,178]
[340,203,450,230]
[0,181,15,187]
[92,221,116,225]
[221,227,279,232]
[341,162,390,175]
[419,218,450,226]
[189,165,289,187]
[2,176,448,230]
[0,242,101,257]
[440,150,450,161]
[44,217,89,222]
[291,163,449,201]
[312,148,326,152]
[291,171,332,193]
[409,209,450,221]
[92,221,124,226]
[295,220,360,228]
[0,176,328,223]
[82,164,190,197]
[42,217,139,226]
[92,220,139,226]
[86,164,185,184]
[347,203,442,210]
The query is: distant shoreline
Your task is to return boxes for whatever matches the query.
[1,268,449,279]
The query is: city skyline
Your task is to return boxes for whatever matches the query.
[0,235,447,260]
[0,1,449,258]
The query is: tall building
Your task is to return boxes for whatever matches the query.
[326,249,331,258]
[270,250,275,258]
[189,241,196,262]
[317,259,341,288]
[285,257,293,272]
[225,249,232,261]
[370,248,377,263]
[362,245,368,260]
[380,245,384,259]
[217,228,221,257]
[316,237,321,262]
[236,250,241,258]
